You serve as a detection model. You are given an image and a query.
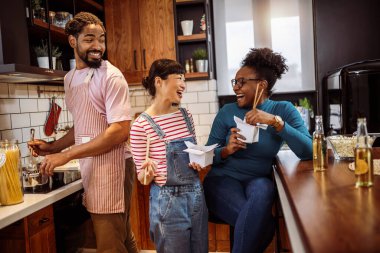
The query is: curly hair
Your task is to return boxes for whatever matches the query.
[142,59,185,98]
[65,12,105,37]
[241,48,288,96]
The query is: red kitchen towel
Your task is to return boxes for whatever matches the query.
[44,98,62,136]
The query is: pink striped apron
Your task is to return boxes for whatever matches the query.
[65,68,125,213]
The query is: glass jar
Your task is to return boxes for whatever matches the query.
[0,140,23,205]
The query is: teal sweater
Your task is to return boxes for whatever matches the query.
[206,99,312,181]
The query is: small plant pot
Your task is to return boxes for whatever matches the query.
[37,57,56,69]
[195,59,208,72]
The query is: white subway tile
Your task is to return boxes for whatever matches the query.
[0,114,11,130]
[0,99,20,114]
[180,103,188,109]
[195,125,211,137]
[209,102,219,114]
[129,96,136,107]
[22,127,41,142]
[28,85,39,98]
[39,125,50,140]
[188,103,210,114]
[1,129,23,143]
[198,136,210,145]
[199,113,216,125]
[198,91,218,103]
[182,92,198,103]
[38,98,50,111]
[0,83,9,98]
[192,114,199,125]
[135,96,147,107]
[30,112,47,126]
[20,99,39,113]
[185,80,209,92]
[130,106,147,118]
[208,79,217,91]
[130,90,146,97]
[11,113,30,128]
[9,84,28,98]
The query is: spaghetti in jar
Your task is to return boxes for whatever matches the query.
[0,140,23,205]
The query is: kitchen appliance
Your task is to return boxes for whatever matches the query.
[322,60,380,146]
[23,160,81,194]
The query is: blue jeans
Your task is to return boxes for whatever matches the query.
[149,183,208,253]
[203,175,275,253]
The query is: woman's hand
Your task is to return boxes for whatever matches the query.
[221,128,247,159]
[137,159,157,185]
[245,108,275,126]
[189,162,207,171]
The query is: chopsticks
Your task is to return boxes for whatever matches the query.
[252,86,264,110]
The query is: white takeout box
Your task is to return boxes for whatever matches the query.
[183,141,218,167]
[234,116,268,144]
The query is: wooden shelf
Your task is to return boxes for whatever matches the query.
[176,0,204,5]
[178,33,206,42]
[185,72,208,79]
[82,0,104,12]
[33,19,66,42]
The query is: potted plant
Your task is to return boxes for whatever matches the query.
[34,40,61,69]
[192,48,208,72]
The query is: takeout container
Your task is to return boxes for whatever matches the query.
[183,141,218,167]
[234,116,260,144]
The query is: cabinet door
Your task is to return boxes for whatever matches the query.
[138,0,176,76]
[105,0,144,84]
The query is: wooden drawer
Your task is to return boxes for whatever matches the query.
[27,205,54,237]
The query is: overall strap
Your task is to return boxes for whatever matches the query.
[140,112,166,139]
[179,107,195,136]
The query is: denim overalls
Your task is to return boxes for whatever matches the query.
[140,108,208,253]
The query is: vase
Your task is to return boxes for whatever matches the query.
[37,57,56,69]
[181,20,193,36]
[195,59,208,72]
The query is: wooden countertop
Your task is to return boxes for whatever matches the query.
[0,180,83,229]
[274,149,380,253]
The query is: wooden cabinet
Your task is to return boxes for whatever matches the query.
[0,205,56,253]
[105,0,176,85]
[174,0,214,80]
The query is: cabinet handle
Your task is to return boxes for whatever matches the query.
[134,50,137,70]
[143,49,147,69]
[39,217,50,225]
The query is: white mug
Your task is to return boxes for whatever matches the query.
[181,20,193,36]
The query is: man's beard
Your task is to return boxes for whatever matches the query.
[78,48,103,68]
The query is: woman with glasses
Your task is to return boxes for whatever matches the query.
[130,59,208,253]
[203,48,312,253]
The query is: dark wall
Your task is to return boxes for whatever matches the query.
[314,0,380,113]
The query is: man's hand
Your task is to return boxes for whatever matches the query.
[39,152,71,176]
[28,139,55,157]
[221,128,247,159]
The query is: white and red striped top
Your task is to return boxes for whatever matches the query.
[130,109,196,186]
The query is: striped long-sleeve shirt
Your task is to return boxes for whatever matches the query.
[130,109,196,186]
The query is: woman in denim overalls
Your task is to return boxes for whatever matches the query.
[130,59,208,253]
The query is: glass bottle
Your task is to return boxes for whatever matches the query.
[185,59,190,73]
[0,140,23,205]
[313,115,327,171]
[354,118,373,187]
[189,58,194,73]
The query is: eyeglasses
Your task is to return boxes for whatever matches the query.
[231,78,261,89]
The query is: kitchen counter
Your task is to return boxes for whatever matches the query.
[274,148,380,253]
[0,179,83,229]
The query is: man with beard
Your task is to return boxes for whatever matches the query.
[28,12,138,253]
